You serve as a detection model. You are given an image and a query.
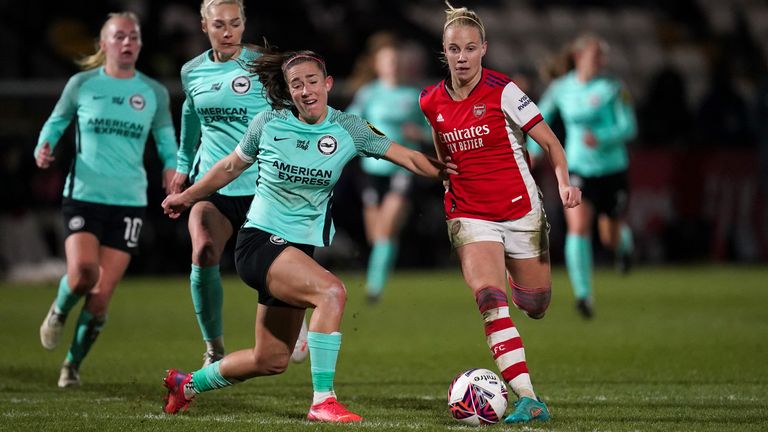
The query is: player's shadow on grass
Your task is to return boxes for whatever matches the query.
[0,365,67,389]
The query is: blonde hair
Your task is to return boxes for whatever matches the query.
[541,32,609,81]
[200,0,245,22]
[572,33,609,55]
[76,12,140,71]
[344,31,399,97]
[442,1,486,42]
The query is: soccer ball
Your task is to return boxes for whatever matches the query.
[448,368,508,425]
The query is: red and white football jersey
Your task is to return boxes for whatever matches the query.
[420,68,544,221]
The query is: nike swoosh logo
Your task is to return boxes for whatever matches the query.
[274,137,290,141]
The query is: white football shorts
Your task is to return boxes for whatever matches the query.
[446,205,550,259]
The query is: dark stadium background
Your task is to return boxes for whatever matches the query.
[1,0,766,278]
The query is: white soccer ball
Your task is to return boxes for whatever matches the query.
[448,368,508,425]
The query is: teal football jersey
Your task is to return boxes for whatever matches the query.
[235,107,392,246]
[346,80,428,176]
[178,47,270,196]
[530,71,637,177]
[35,67,178,206]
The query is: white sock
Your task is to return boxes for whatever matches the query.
[509,374,536,399]
[312,390,336,405]
[183,381,197,399]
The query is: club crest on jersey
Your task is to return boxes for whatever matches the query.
[129,94,145,111]
[473,103,486,118]
[68,216,85,231]
[269,235,287,245]
[366,121,385,136]
[231,76,251,94]
[317,135,338,155]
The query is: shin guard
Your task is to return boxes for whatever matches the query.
[509,278,551,319]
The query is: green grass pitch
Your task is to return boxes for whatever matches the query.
[1,265,766,431]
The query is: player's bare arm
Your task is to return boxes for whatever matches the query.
[382,141,458,180]
[162,151,251,217]
[527,122,581,209]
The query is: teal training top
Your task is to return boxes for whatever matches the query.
[35,67,178,206]
[346,80,428,176]
[529,71,637,177]
[178,47,270,196]
[235,107,392,247]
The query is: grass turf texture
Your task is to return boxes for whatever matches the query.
[1,265,766,431]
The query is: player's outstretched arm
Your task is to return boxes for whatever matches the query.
[382,141,458,180]
[162,151,251,218]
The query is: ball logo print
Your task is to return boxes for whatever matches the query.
[448,368,508,425]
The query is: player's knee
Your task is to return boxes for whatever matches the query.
[69,264,99,293]
[318,279,347,311]
[86,300,110,317]
[192,241,219,266]
[248,350,290,377]
[475,286,508,311]
[511,282,551,320]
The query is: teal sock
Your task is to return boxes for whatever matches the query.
[565,234,593,301]
[191,360,233,393]
[366,241,397,296]
[65,309,106,366]
[308,331,341,393]
[617,224,634,255]
[54,275,83,317]
[190,264,223,341]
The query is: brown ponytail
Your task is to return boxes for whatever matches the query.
[248,46,327,110]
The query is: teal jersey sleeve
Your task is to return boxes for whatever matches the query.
[589,81,637,148]
[179,48,270,196]
[144,76,178,170]
[525,79,561,159]
[238,107,390,247]
[234,109,270,162]
[36,68,177,206]
[347,80,424,176]
[177,92,202,175]
[333,109,393,158]
[35,72,90,154]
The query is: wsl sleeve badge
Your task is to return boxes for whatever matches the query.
[366,121,385,136]
[448,368,508,425]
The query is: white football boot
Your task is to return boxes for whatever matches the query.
[58,361,80,388]
[40,303,66,351]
